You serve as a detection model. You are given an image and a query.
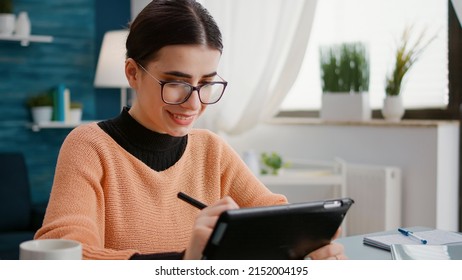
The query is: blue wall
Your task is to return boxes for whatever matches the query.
[0,0,130,204]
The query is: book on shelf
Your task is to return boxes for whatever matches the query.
[363,229,462,251]
[52,84,71,122]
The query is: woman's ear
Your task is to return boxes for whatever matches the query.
[125,58,139,89]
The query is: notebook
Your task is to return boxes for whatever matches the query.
[202,197,354,260]
[391,243,462,260]
[363,229,462,251]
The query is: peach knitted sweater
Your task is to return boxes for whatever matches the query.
[34,123,287,259]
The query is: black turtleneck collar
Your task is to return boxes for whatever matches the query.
[97,107,188,171]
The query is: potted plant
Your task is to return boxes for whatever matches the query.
[0,0,15,36]
[260,152,289,176]
[26,92,53,124]
[69,101,83,123]
[382,26,437,122]
[319,42,370,121]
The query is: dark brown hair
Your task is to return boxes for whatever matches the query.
[126,0,223,66]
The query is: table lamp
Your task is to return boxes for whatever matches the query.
[94,30,130,111]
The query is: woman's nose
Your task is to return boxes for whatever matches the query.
[181,90,202,110]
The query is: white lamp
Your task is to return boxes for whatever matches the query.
[94,30,130,111]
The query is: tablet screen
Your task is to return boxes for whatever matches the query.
[202,197,354,260]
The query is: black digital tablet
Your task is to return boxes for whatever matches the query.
[202,197,354,260]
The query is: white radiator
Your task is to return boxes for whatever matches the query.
[259,159,402,237]
[344,164,402,236]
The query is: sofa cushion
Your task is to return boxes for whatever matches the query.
[0,153,32,231]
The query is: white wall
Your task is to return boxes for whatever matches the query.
[224,119,460,231]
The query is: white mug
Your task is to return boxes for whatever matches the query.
[19,239,82,260]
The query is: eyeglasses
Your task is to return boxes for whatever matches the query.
[137,63,227,105]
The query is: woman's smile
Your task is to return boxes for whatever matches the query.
[169,111,196,125]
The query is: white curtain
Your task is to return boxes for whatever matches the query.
[199,0,318,135]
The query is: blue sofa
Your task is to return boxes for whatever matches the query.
[0,153,47,259]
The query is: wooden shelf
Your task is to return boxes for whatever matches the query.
[0,34,53,46]
[30,121,96,132]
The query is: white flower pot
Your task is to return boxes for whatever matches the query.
[321,92,371,121]
[69,108,82,124]
[31,106,53,124]
[382,96,405,122]
[0,13,16,35]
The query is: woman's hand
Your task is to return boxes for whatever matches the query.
[307,227,347,260]
[183,196,239,260]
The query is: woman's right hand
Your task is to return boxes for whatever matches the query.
[183,196,239,260]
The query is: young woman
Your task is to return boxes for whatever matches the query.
[35,0,346,260]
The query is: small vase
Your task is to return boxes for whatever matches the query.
[382,96,405,122]
[15,11,31,37]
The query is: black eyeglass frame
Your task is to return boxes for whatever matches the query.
[137,62,228,105]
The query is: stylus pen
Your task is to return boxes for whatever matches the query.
[177,192,208,210]
[398,228,428,244]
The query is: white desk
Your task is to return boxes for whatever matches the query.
[336,227,432,260]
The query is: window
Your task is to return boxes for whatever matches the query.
[281,0,448,111]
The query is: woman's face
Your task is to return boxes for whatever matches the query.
[125,45,222,137]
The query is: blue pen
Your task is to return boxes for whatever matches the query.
[398,228,428,244]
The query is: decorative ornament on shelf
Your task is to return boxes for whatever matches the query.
[383,25,437,122]
[14,11,30,37]
[319,42,371,121]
